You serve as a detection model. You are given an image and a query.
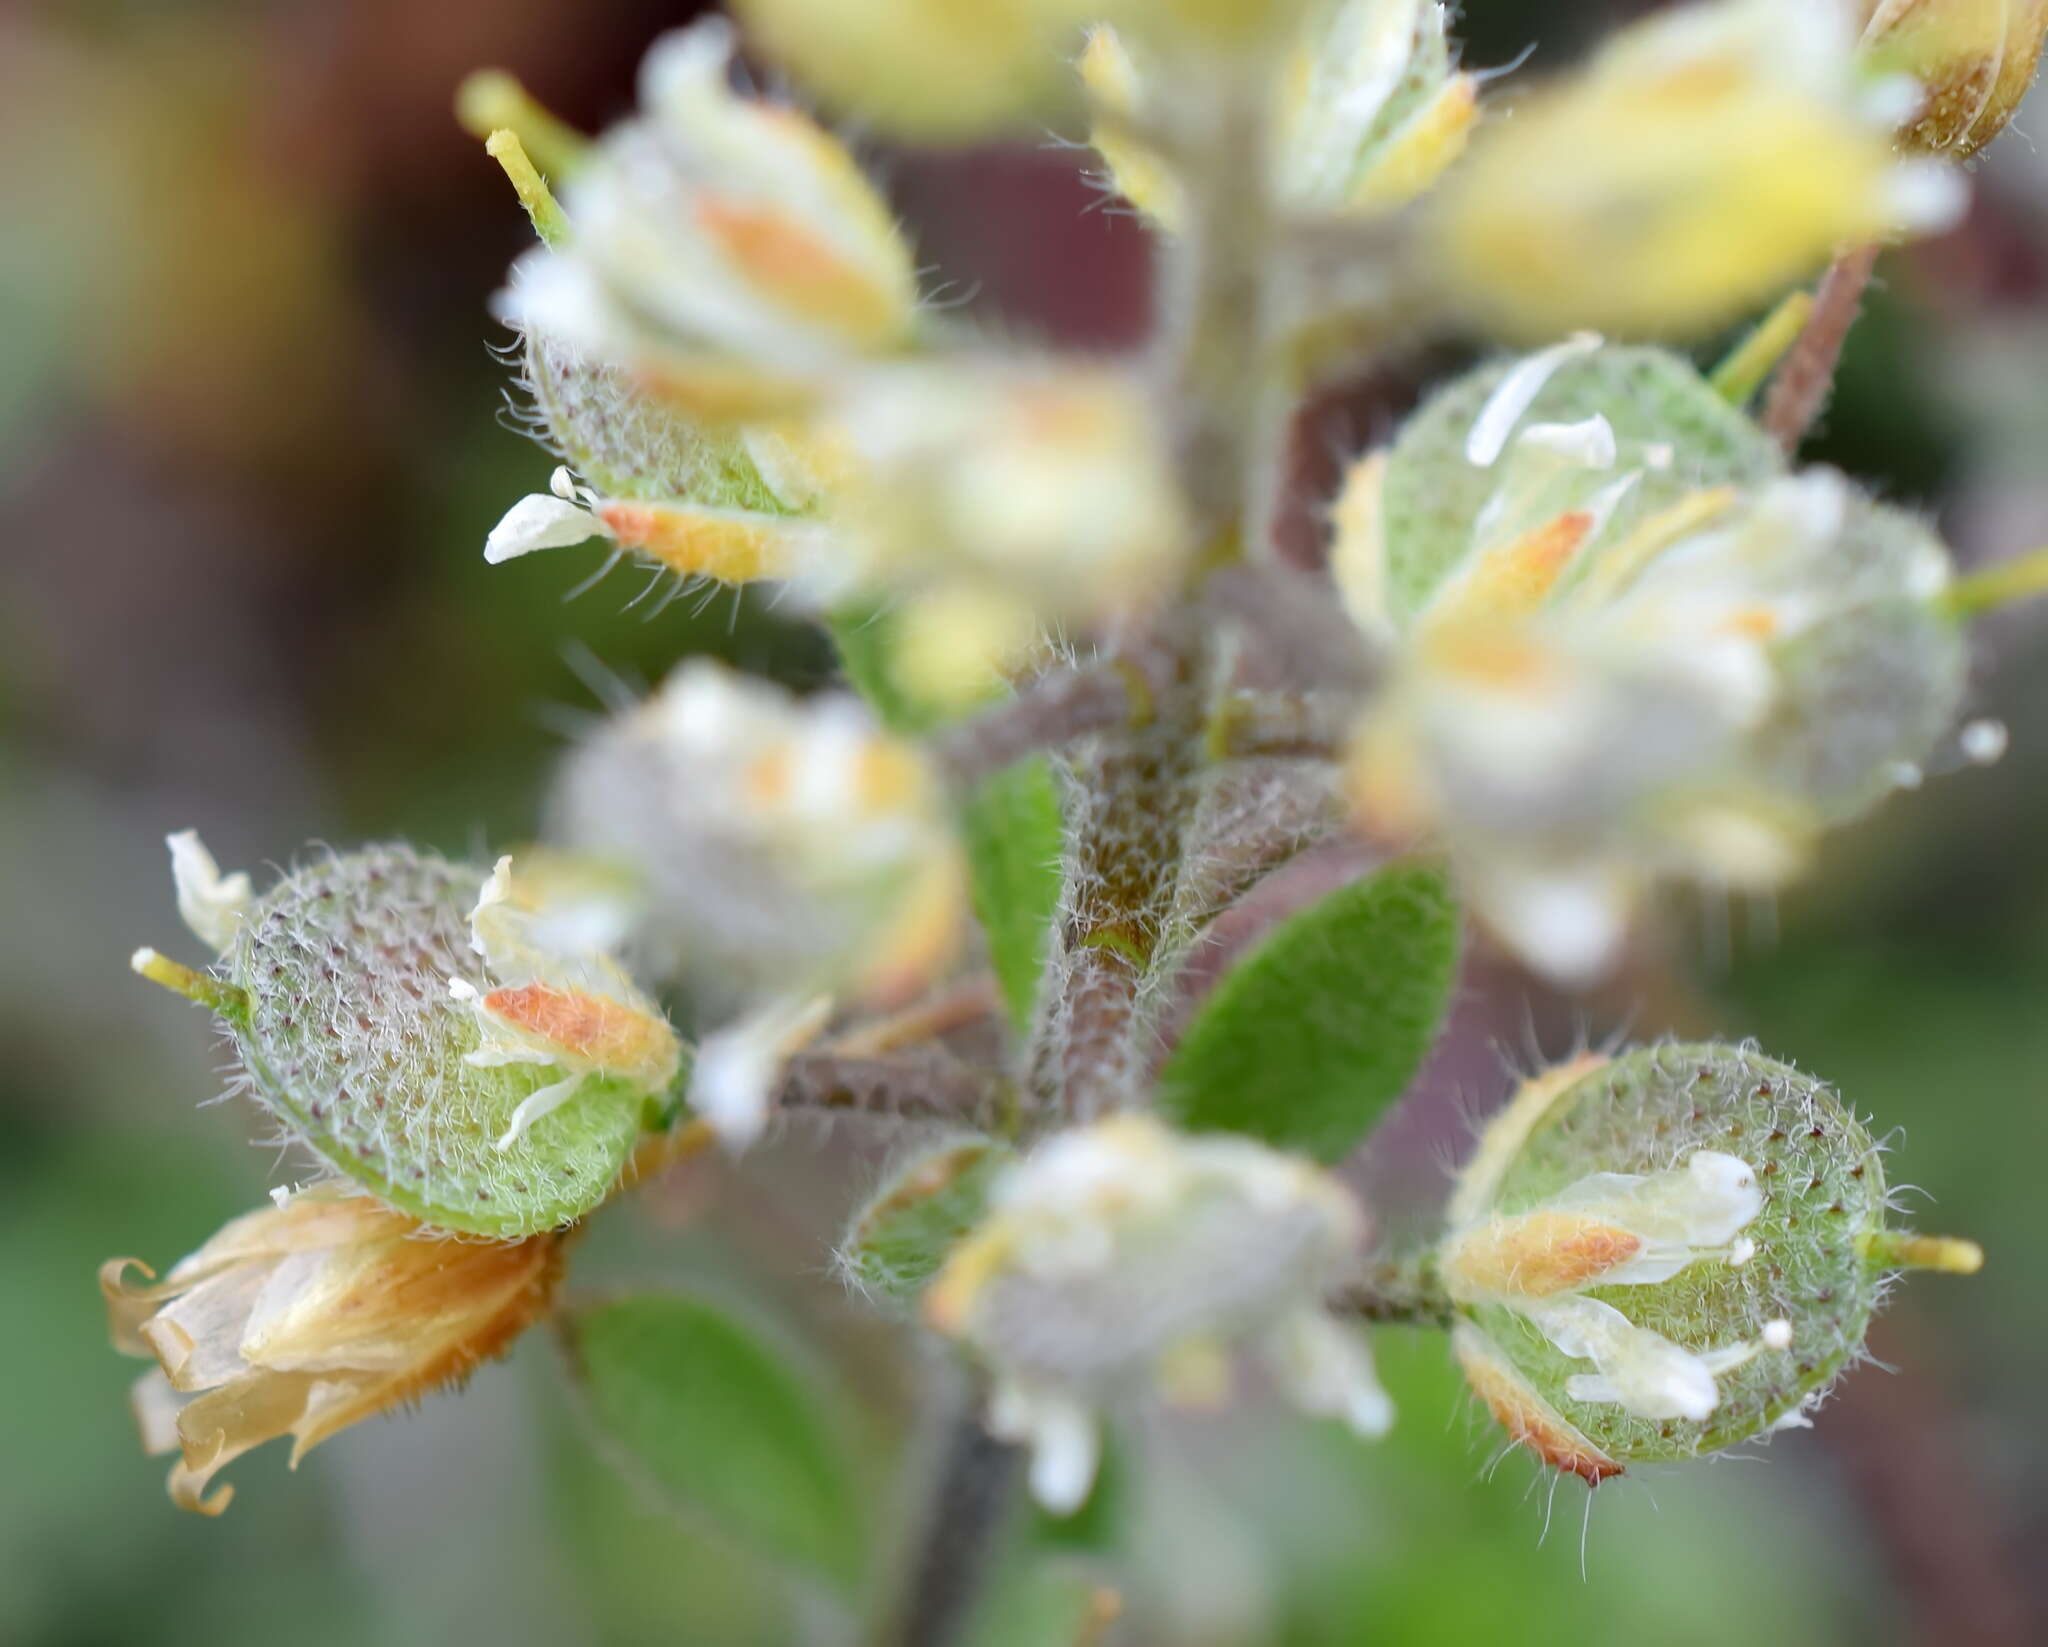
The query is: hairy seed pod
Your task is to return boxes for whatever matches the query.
[1443,1043,1978,1479]
[137,842,669,1237]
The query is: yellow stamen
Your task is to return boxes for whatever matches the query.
[456,70,591,182]
[130,948,249,1020]
[1861,1230,1984,1275]
[482,129,571,248]
[1940,545,2048,620]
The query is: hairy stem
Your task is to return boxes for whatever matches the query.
[875,1404,1024,1647]
[779,1052,1013,1131]
[932,655,1166,790]
[1329,1252,1456,1330]
[1760,245,1880,454]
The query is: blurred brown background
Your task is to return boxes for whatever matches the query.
[4,2,2047,1643]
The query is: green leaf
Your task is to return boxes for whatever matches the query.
[1156,861,1460,1163]
[826,602,936,734]
[564,1295,865,1592]
[961,758,1066,1035]
[841,1136,1012,1304]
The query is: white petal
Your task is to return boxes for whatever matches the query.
[987,1384,1102,1516]
[166,830,254,953]
[1265,1310,1395,1439]
[1478,865,1631,987]
[1466,333,1603,466]
[1517,415,1617,470]
[484,494,611,564]
[688,995,833,1150]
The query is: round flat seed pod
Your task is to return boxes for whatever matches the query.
[226,845,653,1237]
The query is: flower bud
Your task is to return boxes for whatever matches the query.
[1442,1043,1979,1478]
[1082,2,1477,228]
[102,1187,566,1513]
[496,21,919,414]
[553,661,965,1143]
[731,0,1093,140]
[1337,339,1965,984]
[927,1116,1390,1512]
[1859,0,2048,156]
[133,839,675,1237]
[814,361,1189,633]
[1426,0,1964,338]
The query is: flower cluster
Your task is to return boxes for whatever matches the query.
[553,658,965,1143]
[925,1116,1390,1511]
[1336,337,1966,982]
[102,0,2026,1547]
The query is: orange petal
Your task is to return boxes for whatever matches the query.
[1455,1322,1621,1486]
[483,983,672,1078]
[1442,1210,1644,1301]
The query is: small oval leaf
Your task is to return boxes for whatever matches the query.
[841,1137,1013,1305]
[961,759,1066,1036]
[1156,861,1460,1162]
[565,1294,865,1591]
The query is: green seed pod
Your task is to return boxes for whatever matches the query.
[1441,1043,1980,1481]
[1753,504,1966,819]
[135,842,672,1238]
[837,1135,1012,1305]
[1361,340,1782,628]
[519,336,794,513]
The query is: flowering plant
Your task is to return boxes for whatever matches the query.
[106,2,2044,1640]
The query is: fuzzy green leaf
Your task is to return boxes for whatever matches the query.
[841,1137,1012,1304]
[961,758,1066,1035]
[1156,861,1460,1162]
[565,1295,864,1592]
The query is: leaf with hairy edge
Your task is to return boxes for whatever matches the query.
[564,1295,865,1592]
[841,1136,1013,1304]
[1156,861,1460,1163]
[961,758,1066,1036]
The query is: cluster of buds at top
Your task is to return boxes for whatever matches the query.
[1425,0,1966,338]
[552,659,965,1144]
[1442,1044,1979,1482]
[1082,0,1479,227]
[1336,335,1971,984]
[479,20,1189,704]
[499,19,919,413]
[926,1116,1391,1512]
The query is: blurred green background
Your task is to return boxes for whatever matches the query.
[3,2,2045,1642]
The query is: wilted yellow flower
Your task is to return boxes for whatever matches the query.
[1428,0,1964,338]
[103,1189,566,1514]
[1859,0,2048,155]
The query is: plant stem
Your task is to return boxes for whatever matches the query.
[932,654,1167,790]
[1760,244,1880,455]
[875,1404,1024,1647]
[1329,1252,1457,1329]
